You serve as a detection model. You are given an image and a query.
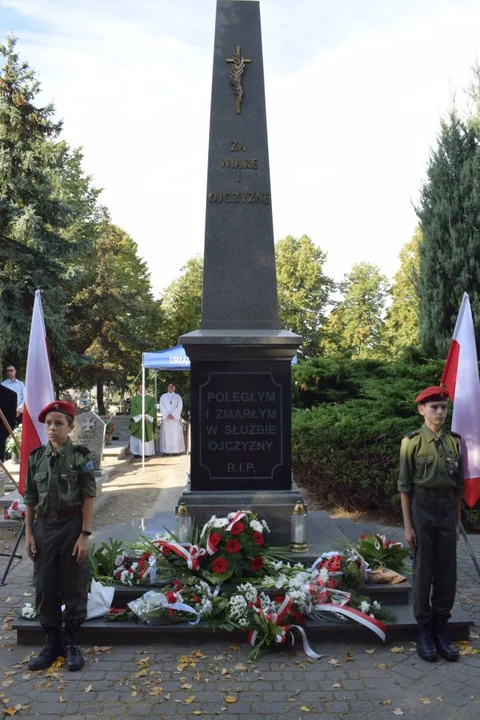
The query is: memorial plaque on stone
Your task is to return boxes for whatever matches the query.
[70,410,105,471]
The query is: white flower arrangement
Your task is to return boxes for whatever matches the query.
[21,603,37,619]
[249,519,263,533]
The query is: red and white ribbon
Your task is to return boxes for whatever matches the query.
[313,603,387,641]
[157,541,207,571]
[226,511,249,531]
[206,531,219,556]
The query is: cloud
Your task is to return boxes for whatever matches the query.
[1,0,479,296]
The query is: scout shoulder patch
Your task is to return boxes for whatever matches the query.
[74,445,91,456]
[405,430,420,439]
[82,459,94,472]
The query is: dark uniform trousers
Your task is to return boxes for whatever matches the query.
[34,515,90,630]
[411,487,457,626]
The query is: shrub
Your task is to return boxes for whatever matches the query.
[291,356,480,530]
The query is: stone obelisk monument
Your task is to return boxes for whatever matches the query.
[179,0,301,542]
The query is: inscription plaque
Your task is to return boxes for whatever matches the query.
[199,372,282,480]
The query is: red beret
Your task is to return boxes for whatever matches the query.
[414,386,450,405]
[38,400,75,423]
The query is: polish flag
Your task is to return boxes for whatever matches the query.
[19,290,54,494]
[441,292,480,508]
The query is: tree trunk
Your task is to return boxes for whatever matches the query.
[97,380,105,415]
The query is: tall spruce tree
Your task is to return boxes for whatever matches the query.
[416,106,480,357]
[0,36,98,370]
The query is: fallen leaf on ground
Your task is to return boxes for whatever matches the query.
[328,658,341,667]
[380,700,392,706]
[469,631,479,640]
[393,709,404,716]
[2,681,14,687]
[149,686,163,696]
[3,672,16,677]
[457,642,479,656]
[332,683,342,688]
[193,712,202,716]
[345,652,354,662]
[300,706,310,712]
[59,697,65,704]
[377,664,389,670]
[436,697,443,703]
[390,647,404,654]
[235,663,247,671]
[184,695,196,704]
[364,648,376,655]
[420,698,432,704]
[229,645,240,650]
[224,696,237,704]
[84,684,93,692]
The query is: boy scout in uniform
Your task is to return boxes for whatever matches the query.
[398,386,463,662]
[24,400,96,671]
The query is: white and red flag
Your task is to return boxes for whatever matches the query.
[19,290,54,495]
[441,292,480,508]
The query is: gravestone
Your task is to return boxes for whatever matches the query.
[179,0,302,542]
[71,410,105,471]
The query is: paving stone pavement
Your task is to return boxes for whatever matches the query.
[0,463,478,719]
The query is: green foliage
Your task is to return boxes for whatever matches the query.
[65,218,163,412]
[0,36,99,370]
[160,256,203,347]
[291,356,442,513]
[275,235,334,356]
[292,355,480,529]
[323,263,390,358]
[88,537,125,583]
[356,534,411,573]
[416,102,480,357]
[384,228,421,354]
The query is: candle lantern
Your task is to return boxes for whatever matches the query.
[290,502,309,553]
[175,503,192,543]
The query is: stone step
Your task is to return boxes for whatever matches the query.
[12,602,472,646]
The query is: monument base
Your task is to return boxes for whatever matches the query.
[177,485,304,544]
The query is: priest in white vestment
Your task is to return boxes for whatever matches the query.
[159,383,185,455]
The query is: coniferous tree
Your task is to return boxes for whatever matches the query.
[0,36,99,369]
[416,106,480,357]
[66,218,163,413]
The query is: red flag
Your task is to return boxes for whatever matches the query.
[441,292,480,508]
[19,291,54,495]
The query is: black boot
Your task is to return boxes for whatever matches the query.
[416,623,438,662]
[433,617,460,661]
[28,628,64,671]
[65,627,84,671]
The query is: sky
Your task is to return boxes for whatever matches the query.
[1,0,480,296]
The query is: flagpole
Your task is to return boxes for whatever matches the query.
[142,365,146,471]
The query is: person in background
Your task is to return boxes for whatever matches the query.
[159,382,185,455]
[129,383,157,457]
[398,386,463,663]
[1,364,25,425]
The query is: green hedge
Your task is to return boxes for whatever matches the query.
[291,355,480,530]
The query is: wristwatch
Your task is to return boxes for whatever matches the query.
[80,530,92,536]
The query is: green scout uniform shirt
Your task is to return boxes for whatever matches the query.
[398,423,464,496]
[23,438,97,516]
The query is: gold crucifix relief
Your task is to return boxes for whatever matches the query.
[226,45,251,114]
